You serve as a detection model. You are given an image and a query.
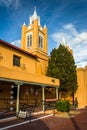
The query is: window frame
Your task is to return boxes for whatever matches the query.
[39,35,43,49]
[27,34,32,48]
[13,55,21,67]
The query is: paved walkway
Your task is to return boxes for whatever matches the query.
[0,109,87,130]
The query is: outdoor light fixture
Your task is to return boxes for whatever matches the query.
[10,101,13,105]
[10,91,14,94]
[11,85,14,89]
[51,79,55,83]
[10,85,15,111]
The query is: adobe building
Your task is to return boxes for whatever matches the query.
[0,8,87,115]
[75,66,87,108]
[0,8,59,114]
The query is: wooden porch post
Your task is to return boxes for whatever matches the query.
[16,84,20,116]
[56,87,58,100]
[15,82,23,116]
[42,86,45,112]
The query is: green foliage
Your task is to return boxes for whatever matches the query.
[56,100,70,112]
[46,44,78,95]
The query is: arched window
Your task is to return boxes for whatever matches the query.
[39,35,43,49]
[27,34,32,48]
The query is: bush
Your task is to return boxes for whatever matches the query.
[56,100,70,112]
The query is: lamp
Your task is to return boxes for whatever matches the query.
[51,79,55,83]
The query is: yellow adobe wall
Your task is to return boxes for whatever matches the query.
[36,57,48,75]
[75,67,87,108]
[84,66,87,106]
[0,66,59,87]
[0,43,36,74]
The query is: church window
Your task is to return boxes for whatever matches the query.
[39,35,43,49]
[13,55,21,67]
[27,34,32,48]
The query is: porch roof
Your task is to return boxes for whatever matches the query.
[0,66,60,87]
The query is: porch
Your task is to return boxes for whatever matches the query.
[0,66,59,118]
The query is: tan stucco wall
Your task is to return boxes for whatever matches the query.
[75,67,87,108]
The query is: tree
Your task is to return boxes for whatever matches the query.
[46,44,78,105]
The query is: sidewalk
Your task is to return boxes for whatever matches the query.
[51,108,87,130]
[0,109,87,130]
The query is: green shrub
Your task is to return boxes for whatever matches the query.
[56,100,70,112]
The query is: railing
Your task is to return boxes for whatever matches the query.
[0,99,37,111]
[41,98,58,110]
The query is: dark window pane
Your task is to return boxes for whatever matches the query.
[13,55,20,67]
[27,34,32,48]
[30,34,32,46]
[27,36,29,47]
[39,35,43,49]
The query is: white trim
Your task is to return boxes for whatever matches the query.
[39,32,43,37]
[26,32,33,37]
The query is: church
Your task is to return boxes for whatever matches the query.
[0,8,87,115]
[0,8,59,114]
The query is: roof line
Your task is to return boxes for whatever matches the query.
[0,78,59,87]
[0,39,37,58]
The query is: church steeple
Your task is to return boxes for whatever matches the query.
[21,7,48,75]
[60,37,73,54]
[21,7,48,55]
[32,7,38,18]
[61,37,67,46]
[30,7,40,25]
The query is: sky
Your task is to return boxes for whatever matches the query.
[0,0,87,67]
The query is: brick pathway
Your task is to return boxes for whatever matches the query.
[50,109,87,130]
[0,109,87,130]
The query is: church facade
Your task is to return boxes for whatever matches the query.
[0,8,87,114]
[0,8,59,114]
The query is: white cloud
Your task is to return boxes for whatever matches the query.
[74,32,87,43]
[63,24,78,37]
[11,39,21,47]
[51,23,87,67]
[0,0,20,9]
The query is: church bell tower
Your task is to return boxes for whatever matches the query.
[21,7,48,58]
[21,7,48,75]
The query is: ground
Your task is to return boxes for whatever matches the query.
[0,108,87,130]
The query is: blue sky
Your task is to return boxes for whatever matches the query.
[0,0,87,67]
